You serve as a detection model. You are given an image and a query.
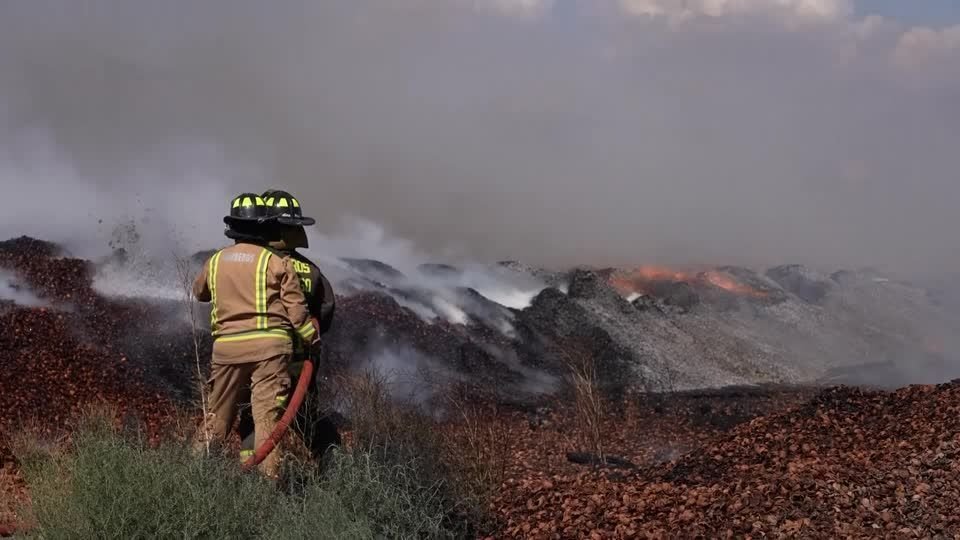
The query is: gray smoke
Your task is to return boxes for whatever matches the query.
[357,343,456,407]
[0,1,958,280]
[0,270,48,307]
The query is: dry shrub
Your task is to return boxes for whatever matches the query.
[335,369,439,463]
[334,369,471,533]
[174,254,211,455]
[335,366,510,535]
[557,342,606,463]
[437,381,509,525]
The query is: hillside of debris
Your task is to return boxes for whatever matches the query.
[317,252,960,392]
[3,235,960,536]
[2,234,959,423]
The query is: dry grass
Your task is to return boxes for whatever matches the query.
[556,342,607,464]
[569,359,606,463]
[333,366,510,535]
[13,403,462,539]
[174,253,211,456]
[437,382,509,524]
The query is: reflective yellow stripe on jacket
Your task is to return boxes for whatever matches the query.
[215,328,292,343]
[208,247,309,346]
[296,320,315,342]
[255,249,272,330]
[208,250,223,334]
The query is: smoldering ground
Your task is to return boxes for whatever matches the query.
[0,270,48,307]
[0,0,958,281]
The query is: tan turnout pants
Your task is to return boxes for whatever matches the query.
[194,353,291,477]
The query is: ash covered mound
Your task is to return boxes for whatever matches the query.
[601,263,960,389]
[2,234,959,424]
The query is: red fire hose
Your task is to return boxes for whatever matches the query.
[240,358,315,471]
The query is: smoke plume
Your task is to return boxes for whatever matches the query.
[0,1,958,279]
[0,270,48,307]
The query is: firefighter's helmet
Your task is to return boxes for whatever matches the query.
[223,193,269,225]
[261,189,316,226]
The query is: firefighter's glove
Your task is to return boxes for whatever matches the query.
[296,317,322,346]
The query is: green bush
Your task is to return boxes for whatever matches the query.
[18,415,458,539]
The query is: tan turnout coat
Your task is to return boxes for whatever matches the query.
[193,242,317,362]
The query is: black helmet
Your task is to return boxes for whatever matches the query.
[261,189,315,226]
[223,192,269,225]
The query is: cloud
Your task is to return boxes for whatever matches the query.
[474,0,555,18]
[0,1,957,280]
[894,24,960,67]
[618,0,852,21]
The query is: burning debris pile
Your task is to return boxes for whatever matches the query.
[2,234,960,535]
[609,265,779,302]
[494,380,960,538]
[594,262,960,389]
[2,233,957,421]
[308,252,960,393]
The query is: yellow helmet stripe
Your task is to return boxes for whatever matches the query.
[277,198,289,208]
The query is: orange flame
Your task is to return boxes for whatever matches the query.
[701,271,768,297]
[610,265,694,295]
[611,266,768,298]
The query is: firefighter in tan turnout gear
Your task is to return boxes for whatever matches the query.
[192,193,320,477]
[237,189,338,465]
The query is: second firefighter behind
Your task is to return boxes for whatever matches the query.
[236,189,339,466]
[192,193,321,477]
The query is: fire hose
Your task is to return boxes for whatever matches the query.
[240,357,315,471]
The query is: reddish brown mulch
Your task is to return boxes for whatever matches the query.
[0,238,179,441]
[492,383,960,539]
[0,443,24,537]
[0,238,185,533]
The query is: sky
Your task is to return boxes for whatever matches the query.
[861,0,960,26]
[0,0,958,279]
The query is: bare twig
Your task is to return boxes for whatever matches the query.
[557,341,605,464]
[174,253,210,455]
[439,382,509,507]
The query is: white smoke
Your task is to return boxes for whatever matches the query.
[0,127,239,263]
[0,270,49,307]
[83,213,549,337]
[356,343,460,407]
[355,339,560,409]
[303,218,547,329]
[91,258,185,301]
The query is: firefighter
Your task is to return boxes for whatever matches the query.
[236,189,339,466]
[192,193,320,478]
